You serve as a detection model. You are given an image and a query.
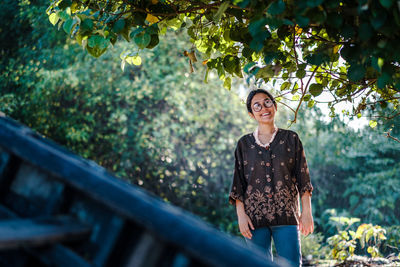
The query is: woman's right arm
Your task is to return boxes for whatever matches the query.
[236,199,254,239]
[229,141,254,238]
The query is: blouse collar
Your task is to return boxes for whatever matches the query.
[253,126,278,148]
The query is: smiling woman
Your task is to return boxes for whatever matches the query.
[229,89,314,267]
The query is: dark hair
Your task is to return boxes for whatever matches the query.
[246,89,277,113]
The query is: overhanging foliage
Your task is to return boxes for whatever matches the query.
[47,0,400,122]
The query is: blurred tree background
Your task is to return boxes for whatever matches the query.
[1,0,399,263]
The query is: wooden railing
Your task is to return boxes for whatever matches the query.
[0,116,278,267]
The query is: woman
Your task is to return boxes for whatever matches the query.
[229,89,314,267]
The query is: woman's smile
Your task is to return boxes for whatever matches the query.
[261,112,272,117]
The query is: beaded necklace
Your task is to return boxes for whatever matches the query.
[253,126,278,149]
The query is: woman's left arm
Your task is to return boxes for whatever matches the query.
[299,191,314,236]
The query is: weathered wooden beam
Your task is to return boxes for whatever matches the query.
[26,244,92,267]
[124,232,164,267]
[0,216,91,250]
[0,204,92,267]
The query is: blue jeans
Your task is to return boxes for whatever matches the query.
[245,225,301,267]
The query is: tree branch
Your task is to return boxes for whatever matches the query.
[384,131,400,143]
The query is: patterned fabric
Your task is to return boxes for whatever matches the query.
[229,129,313,228]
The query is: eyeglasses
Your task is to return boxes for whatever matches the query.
[252,99,274,112]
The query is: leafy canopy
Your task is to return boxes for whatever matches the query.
[47,0,400,122]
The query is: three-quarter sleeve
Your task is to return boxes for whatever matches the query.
[294,134,313,197]
[229,143,247,205]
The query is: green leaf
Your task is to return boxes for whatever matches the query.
[280,81,291,90]
[133,12,147,26]
[377,72,391,88]
[379,0,393,8]
[223,56,239,74]
[295,15,309,27]
[371,57,384,71]
[307,0,324,7]
[134,32,151,49]
[305,53,329,66]
[58,0,72,10]
[87,35,109,49]
[223,29,231,42]
[146,24,159,35]
[130,28,144,39]
[87,45,107,58]
[113,19,125,33]
[146,34,159,49]
[283,19,294,25]
[126,55,142,65]
[309,83,323,96]
[58,10,70,21]
[166,18,183,30]
[308,99,315,108]
[248,18,271,52]
[242,47,253,59]
[268,0,286,15]
[303,94,311,101]
[377,39,387,48]
[217,61,225,78]
[371,12,387,30]
[255,66,274,79]
[214,1,230,22]
[81,19,94,32]
[235,0,250,8]
[121,26,131,42]
[264,52,278,64]
[366,229,374,242]
[359,23,373,41]
[204,68,210,83]
[243,62,256,73]
[347,64,365,82]
[49,13,59,26]
[369,120,377,128]
[223,76,232,90]
[296,69,306,78]
[63,18,75,34]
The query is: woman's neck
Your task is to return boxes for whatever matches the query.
[258,122,277,135]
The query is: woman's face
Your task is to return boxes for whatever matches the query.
[249,93,276,124]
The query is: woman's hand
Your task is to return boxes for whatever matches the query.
[299,210,314,236]
[235,199,254,239]
[300,192,314,236]
[238,213,255,239]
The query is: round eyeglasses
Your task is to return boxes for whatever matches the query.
[252,99,274,112]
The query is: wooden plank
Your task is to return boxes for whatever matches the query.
[3,162,65,217]
[0,204,17,218]
[25,244,92,267]
[124,232,164,267]
[0,151,21,201]
[0,205,92,266]
[0,216,91,250]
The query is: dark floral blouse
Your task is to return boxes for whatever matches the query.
[229,128,313,228]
